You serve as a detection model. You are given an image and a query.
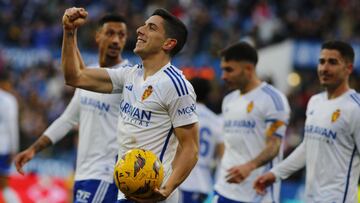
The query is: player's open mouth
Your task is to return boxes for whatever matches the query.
[137,38,146,43]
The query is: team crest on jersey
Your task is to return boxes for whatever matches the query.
[331,109,340,123]
[142,85,153,101]
[247,101,254,113]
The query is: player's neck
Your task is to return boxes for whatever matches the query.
[100,56,122,68]
[240,78,262,94]
[326,82,350,99]
[142,54,170,80]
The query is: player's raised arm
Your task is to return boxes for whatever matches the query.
[61,7,113,93]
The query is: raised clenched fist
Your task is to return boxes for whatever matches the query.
[62,7,88,30]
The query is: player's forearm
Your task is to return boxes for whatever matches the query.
[249,136,281,169]
[28,135,53,153]
[271,142,306,179]
[165,144,198,192]
[61,29,83,86]
[165,123,199,192]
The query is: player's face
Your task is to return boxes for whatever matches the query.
[134,15,167,58]
[317,49,352,90]
[221,59,250,91]
[96,22,127,62]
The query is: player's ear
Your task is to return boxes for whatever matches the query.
[163,38,177,52]
[95,30,101,44]
[245,63,254,72]
[346,63,353,75]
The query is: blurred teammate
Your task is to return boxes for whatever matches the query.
[14,14,129,203]
[254,41,360,202]
[179,77,224,203]
[0,71,19,202]
[61,7,199,203]
[214,42,290,203]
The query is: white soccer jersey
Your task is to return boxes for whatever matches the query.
[180,103,223,194]
[215,82,290,202]
[0,89,19,155]
[45,60,130,182]
[106,62,198,186]
[271,89,360,203]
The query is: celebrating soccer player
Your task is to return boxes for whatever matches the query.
[14,13,129,202]
[254,40,360,203]
[61,7,199,203]
[214,42,290,203]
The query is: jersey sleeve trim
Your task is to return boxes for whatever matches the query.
[261,85,285,111]
[172,117,198,128]
[349,93,360,108]
[169,66,189,95]
[265,118,288,125]
[273,133,284,138]
[163,66,189,97]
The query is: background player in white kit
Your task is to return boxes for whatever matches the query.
[0,71,19,202]
[61,7,199,203]
[14,14,129,203]
[214,42,290,203]
[254,41,360,203]
[179,77,224,203]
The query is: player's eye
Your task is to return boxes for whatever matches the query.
[106,31,115,36]
[328,59,338,65]
[117,32,125,38]
[318,59,325,65]
[149,25,156,31]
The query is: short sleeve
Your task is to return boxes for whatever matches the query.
[263,90,290,138]
[105,67,132,94]
[167,94,198,128]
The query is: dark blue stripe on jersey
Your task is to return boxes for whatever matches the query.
[265,118,289,125]
[164,70,181,97]
[262,86,284,111]
[265,118,278,123]
[350,93,360,107]
[273,132,283,138]
[169,66,189,94]
[159,127,174,162]
[342,145,356,203]
[166,67,186,96]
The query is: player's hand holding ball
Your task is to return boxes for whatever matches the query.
[114,149,167,202]
[62,7,88,30]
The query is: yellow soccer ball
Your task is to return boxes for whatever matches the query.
[113,149,164,198]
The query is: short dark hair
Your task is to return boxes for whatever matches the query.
[220,42,258,66]
[321,40,355,64]
[98,14,127,27]
[190,77,210,102]
[152,8,188,57]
